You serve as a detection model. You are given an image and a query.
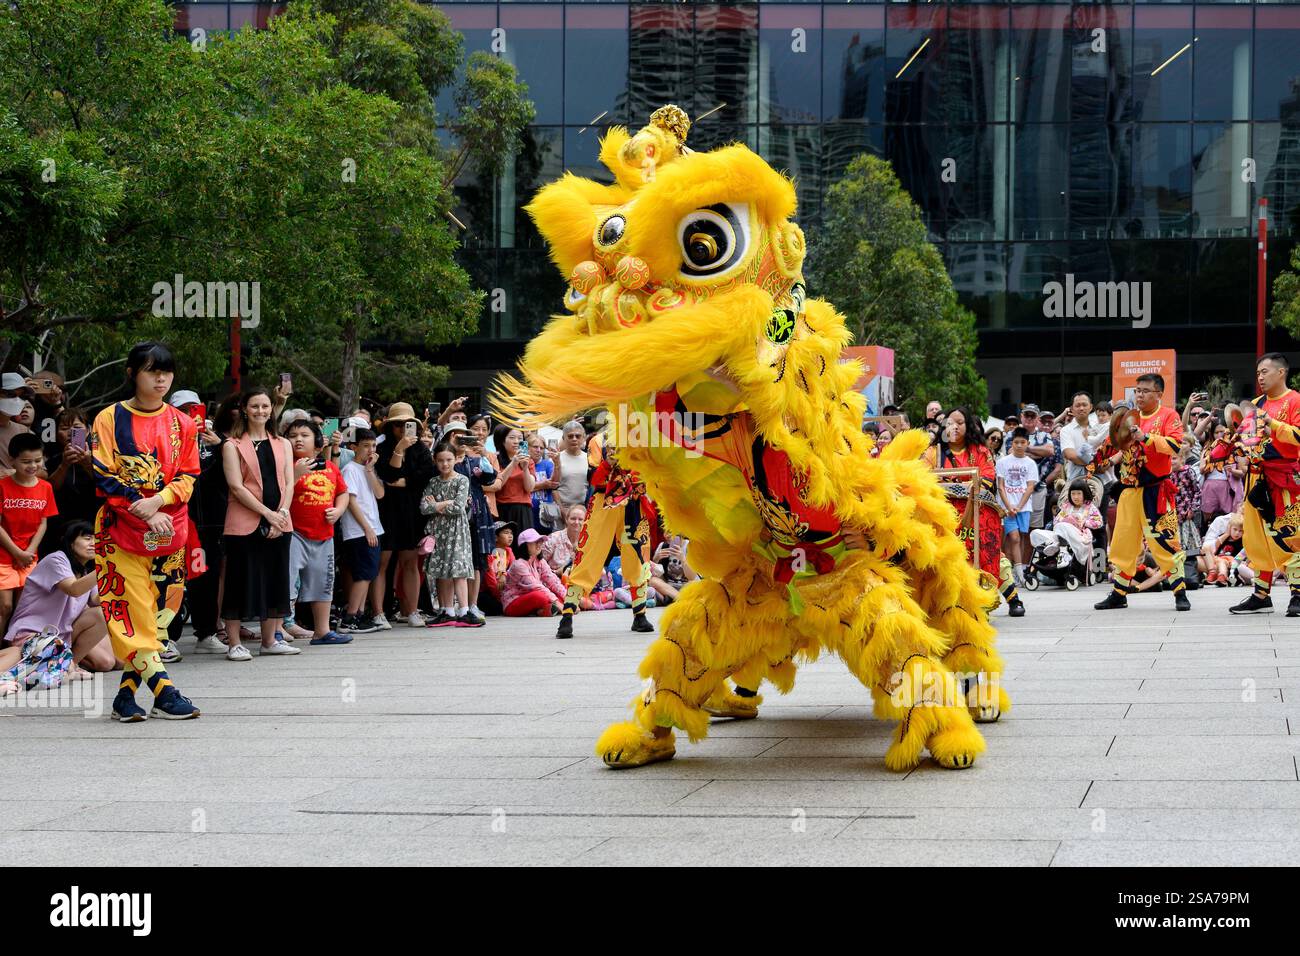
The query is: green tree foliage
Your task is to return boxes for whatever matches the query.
[806,153,988,422]
[0,0,533,415]
[1271,245,1300,345]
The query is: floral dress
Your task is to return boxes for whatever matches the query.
[1173,465,1203,552]
[420,472,473,581]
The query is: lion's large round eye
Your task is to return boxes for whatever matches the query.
[677,203,749,279]
[598,215,626,247]
[685,230,721,267]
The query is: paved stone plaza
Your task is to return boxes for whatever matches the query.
[6,584,1300,866]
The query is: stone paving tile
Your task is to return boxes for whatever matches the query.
[0,800,110,833]
[1084,780,1300,809]
[982,717,1289,736]
[575,837,1060,867]
[837,807,1300,843]
[1051,840,1300,866]
[676,778,1091,809]
[27,802,461,835]
[1110,735,1300,757]
[176,833,608,866]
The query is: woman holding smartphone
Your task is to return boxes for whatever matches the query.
[375,403,434,628]
[40,408,99,557]
[487,424,537,555]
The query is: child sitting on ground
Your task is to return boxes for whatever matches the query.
[584,568,617,611]
[649,536,697,605]
[1129,546,1166,593]
[482,520,517,613]
[609,555,657,610]
[1210,515,1247,587]
[502,528,566,617]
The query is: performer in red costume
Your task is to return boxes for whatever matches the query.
[1094,373,1190,612]
[91,342,201,721]
[1232,352,1300,616]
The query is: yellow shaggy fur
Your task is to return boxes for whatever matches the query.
[493,108,1009,771]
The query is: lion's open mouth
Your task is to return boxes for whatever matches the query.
[490,285,771,429]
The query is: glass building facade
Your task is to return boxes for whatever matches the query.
[189,2,1300,410]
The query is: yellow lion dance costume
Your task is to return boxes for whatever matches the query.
[494,106,1010,771]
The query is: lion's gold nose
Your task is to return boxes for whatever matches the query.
[616,255,651,290]
[570,260,606,294]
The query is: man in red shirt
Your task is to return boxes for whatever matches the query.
[1233,352,1300,615]
[0,432,58,635]
[1095,373,1191,612]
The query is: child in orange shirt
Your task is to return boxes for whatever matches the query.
[0,433,58,635]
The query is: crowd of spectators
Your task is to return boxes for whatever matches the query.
[906,388,1259,593]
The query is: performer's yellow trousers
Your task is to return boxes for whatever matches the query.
[563,493,649,614]
[1108,485,1185,593]
[95,524,186,697]
[997,554,1018,605]
[1242,483,1300,595]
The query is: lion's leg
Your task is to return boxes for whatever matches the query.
[597,574,792,767]
[703,680,763,720]
[799,557,986,771]
[912,561,1013,724]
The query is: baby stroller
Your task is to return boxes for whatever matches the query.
[1023,526,1100,591]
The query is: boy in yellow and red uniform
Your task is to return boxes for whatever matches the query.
[1095,372,1190,611]
[1233,352,1300,616]
[555,436,657,640]
[91,343,201,721]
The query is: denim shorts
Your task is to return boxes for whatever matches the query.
[1003,511,1031,534]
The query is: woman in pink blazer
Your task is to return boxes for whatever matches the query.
[220,389,299,661]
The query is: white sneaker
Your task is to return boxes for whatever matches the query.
[405,611,426,628]
[194,636,227,654]
[370,614,392,631]
[226,644,253,662]
[159,640,183,664]
[259,640,302,656]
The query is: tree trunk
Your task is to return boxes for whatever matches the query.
[340,304,362,417]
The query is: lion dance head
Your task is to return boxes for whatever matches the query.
[492,106,813,428]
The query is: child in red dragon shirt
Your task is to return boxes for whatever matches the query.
[284,420,351,645]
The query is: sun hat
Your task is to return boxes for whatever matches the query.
[385,402,418,422]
